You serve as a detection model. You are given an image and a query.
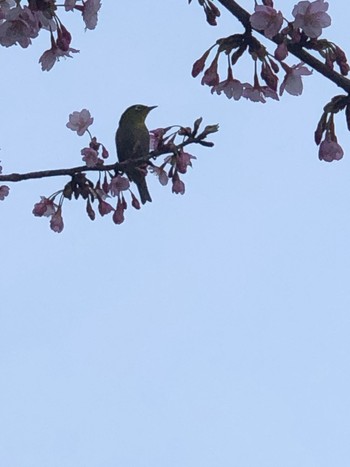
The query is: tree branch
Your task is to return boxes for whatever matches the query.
[0,134,212,184]
[217,0,350,93]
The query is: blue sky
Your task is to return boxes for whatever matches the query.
[1,1,350,466]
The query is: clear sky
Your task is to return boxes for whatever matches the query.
[1,1,350,466]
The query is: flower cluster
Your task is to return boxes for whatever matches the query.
[192,0,350,160]
[192,0,338,102]
[66,109,109,167]
[31,110,218,232]
[314,95,350,162]
[0,0,101,70]
[33,196,64,233]
[149,118,217,195]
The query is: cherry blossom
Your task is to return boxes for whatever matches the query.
[150,166,169,186]
[211,67,244,100]
[280,63,312,96]
[131,193,141,210]
[172,174,185,195]
[243,82,279,103]
[109,175,130,197]
[318,136,344,162]
[50,207,64,233]
[98,200,114,216]
[86,199,96,220]
[250,5,283,39]
[201,58,219,86]
[66,109,93,136]
[81,147,100,167]
[292,0,331,39]
[0,5,39,48]
[192,48,212,78]
[39,36,79,71]
[82,0,102,30]
[274,42,288,61]
[149,128,167,151]
[176,150,196,174]
[32,197,56,217]
[0,185,9,200]
[113,199,125,224]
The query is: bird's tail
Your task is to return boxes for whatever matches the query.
[131,170,152,204]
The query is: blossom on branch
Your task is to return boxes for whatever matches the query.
[279,62,312,96]
[0,185,9,200]
[82,0,102,30]
[109,175,130,197]
[0,5,39,48]
[250,5,283,39]
[32,197,57,217]
[318,135,344,162]
[81,147,101,167]
[66,109,94,136]
[292,0,331,39]
[20,112,217,231]
[243,82,279,103]
[113,198,125,225]
[0,0,101,69]
[172,173,185,195]
[50,207,64,233]
[211,66,244,100]
[39,28,79,71]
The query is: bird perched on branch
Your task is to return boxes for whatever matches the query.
[115,104,157,204]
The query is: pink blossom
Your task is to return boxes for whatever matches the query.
[113,199,125,224]
[250,5,283,39]
[242,83,279,103]
[319,136,344,162]
[82,0,101,30]
[32,196,56,217]
[279,62,312,96]
[150,166,169,186]
[0,5,39,48]
[149,128,167,151]
[98,200,113,216]
[274,42,288,61]
[86,199,95,220]
[131,193,141,210]
[81,147,100,167]
[292,0,331,38]
[39,41,79,71]
[66,109,93,136]
[56,23,72,51]
[50,207,64,233]
[32,10,56,32]
[201,58,219,87]
[172,174,185,195]
[101,145,109,159]
[176,151,196,174]
[109,175,130,197]
[211,67,244,100]
[192,48,211,78]
[0,185,9,200]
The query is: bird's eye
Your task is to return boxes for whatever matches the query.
[135,105,142,111]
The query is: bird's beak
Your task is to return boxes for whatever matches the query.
[147,105,157,112]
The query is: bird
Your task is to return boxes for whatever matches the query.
[115,104,157,204]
